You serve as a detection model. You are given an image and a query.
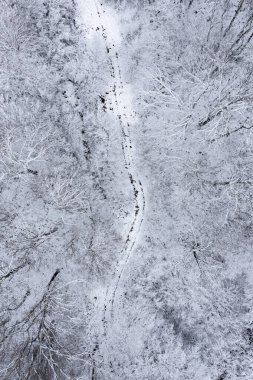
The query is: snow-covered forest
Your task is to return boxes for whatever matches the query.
[0,0,252,379]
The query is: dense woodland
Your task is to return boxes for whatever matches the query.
[0,0,252,379]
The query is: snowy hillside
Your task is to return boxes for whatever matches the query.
[0,0,253,379]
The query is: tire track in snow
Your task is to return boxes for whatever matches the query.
[93,1,146,333]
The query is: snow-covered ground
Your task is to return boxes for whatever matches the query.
[78,0,137,122]
[78,0,145,342]
[2,0,253,378]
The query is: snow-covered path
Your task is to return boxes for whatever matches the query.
[78,0,145,349]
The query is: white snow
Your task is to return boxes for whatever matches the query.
[78,0,145,338]
[78,0,137,123]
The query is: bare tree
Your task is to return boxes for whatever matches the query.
[0,1,33,53]
[0,103,55,174]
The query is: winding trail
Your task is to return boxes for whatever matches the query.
[79,0,146,363]
[92,2,146,329]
